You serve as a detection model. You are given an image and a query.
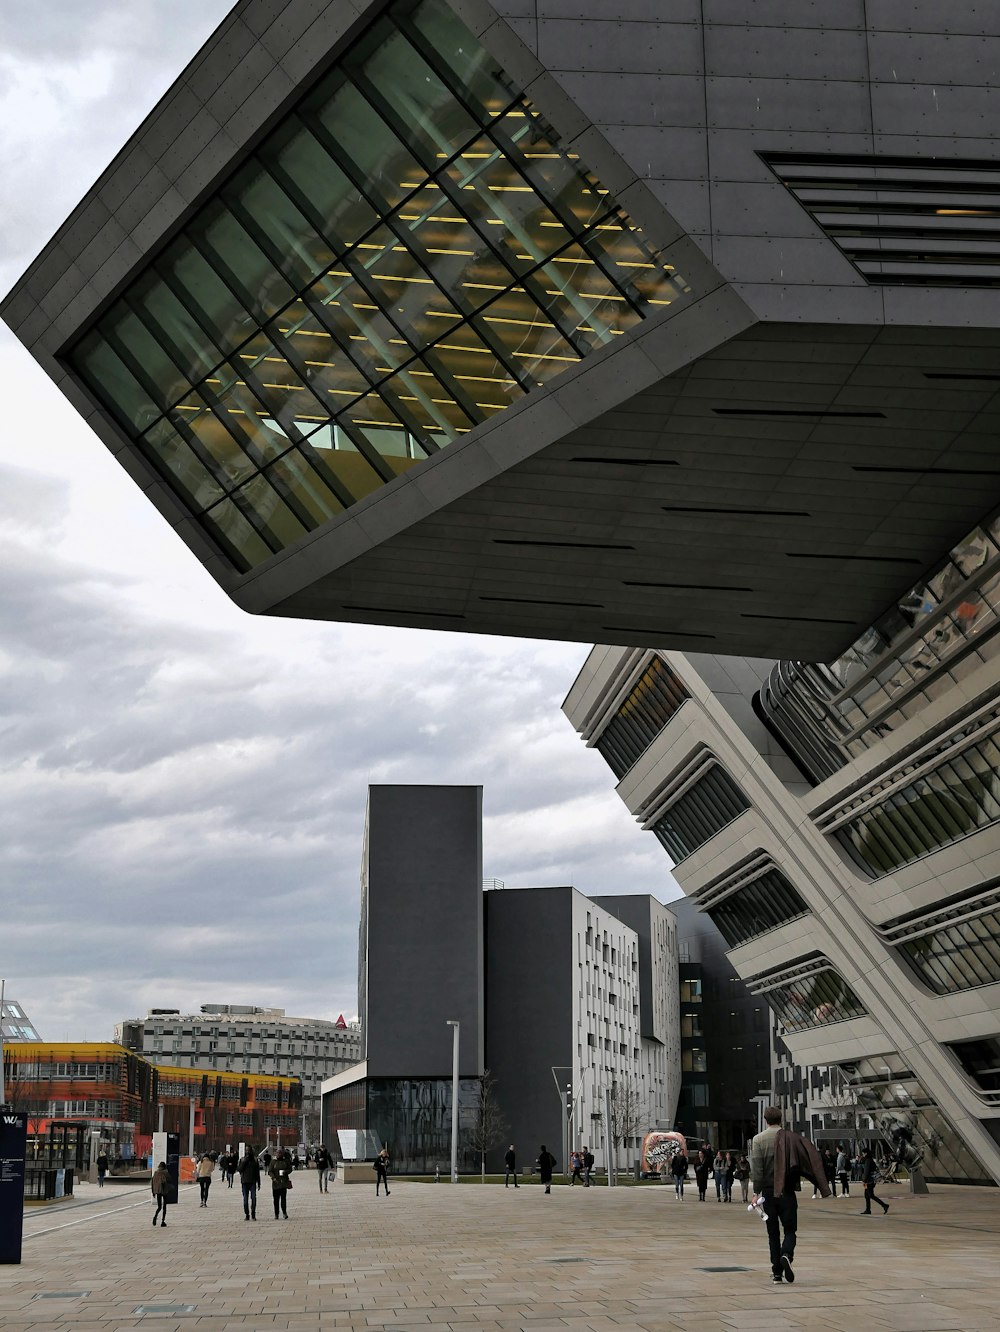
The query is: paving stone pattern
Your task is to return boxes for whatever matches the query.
[1,1178,998,1330]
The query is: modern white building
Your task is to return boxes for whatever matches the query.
[117,1003,360,1136]
[0,999,42,1043]
[565,627,1000,1186]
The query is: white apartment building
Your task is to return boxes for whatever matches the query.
[117,1003,361,1135]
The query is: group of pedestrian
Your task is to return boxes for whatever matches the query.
[568,1146,595,1185]
[151,1146,307,1226]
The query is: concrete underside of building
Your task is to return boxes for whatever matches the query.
[6,3,1000,660]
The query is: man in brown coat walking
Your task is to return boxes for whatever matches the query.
[750,1106,829,1284]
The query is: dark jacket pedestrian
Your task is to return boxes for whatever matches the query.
[504,1145,518,1188]
[96,1151,109,1187]
[269,1150,294,1218]
[670,1150,688,1198]
[693,1149,710,1201]
[836,1147,851,1197]
[583,1148,594,1185]
[537,1145,557,1194]
[374,1147,390,1196]
[151,1162,170,1227]
[315,1144,333,1192]
[239,1149,261,1220]
[860,1148,890,1216]
[735,1154,751,1201]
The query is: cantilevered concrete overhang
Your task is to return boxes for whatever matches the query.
[6,0,1000,663]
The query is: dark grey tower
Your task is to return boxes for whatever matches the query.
[361,784,484,1077]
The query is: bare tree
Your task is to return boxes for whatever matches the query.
[608,1076,644,1175]
[3,1060,51,1148]
[469,1069,508,1182]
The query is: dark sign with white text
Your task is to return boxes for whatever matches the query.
[0,1112,27,1265]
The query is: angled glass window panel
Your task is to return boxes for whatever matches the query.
[338,390,430,472]
[129,271,219,385]
[265,447,346,528]
[423,321,525,409]
[314,426,401,502]
[385,193,514,324]
[236,473,310,549]
[491,107,611,230]
[268,300,371,411]
[223,161,335,289]
[524,243,639,351]
[350,24,478,169]
[306,74,423,212]
[158,237,254,358]
[260,119,378,253]
[201,497,274,572]
[471,290,582,388]
[75,330,162,431]
[312,261,419,381]
[443,140,573,273]
[231,330,331,439]
[581,216,686,309]
[194,373,297,467]
[189,202,293,322]
[381,360,476,440]
[142,418,225,512]
[102,303,188,413]
[473,284,590,367]
[170,391,265,488]
[406,0,515,123]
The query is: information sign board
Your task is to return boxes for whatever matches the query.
[0,1112,27,1265]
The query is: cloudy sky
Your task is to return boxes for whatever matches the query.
[0,1,679,1044]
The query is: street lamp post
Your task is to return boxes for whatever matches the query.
[446,1020,460,1184]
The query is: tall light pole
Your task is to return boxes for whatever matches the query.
[446,1020,460,1183]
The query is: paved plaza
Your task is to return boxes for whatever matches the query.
[1,1177,998,1331]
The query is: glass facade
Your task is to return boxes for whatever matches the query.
[595,656,690,779]
[706,865,809,949]
[323,1075,480,1173]
[831,710,1000,876]
[68,0,692,574]
[762,966,867,1034]
[898,907,1000,994]
[760,516,1000,783]
[949,1036,1000,1095]
[650,765,749,863]
[842,1053,990,1183]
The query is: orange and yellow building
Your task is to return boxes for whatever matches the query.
[2,1042,302,1159]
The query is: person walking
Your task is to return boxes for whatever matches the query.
[196,1153,215,1207]
[859,1146,890,1216]
[713,1149,726,1201]
[750,1104,830,1285]
[583,1146,594,1186]
[238,1147,260,1221]
[96,1150,109,1188]
[504,1144,519,1188]
[570,1149,584,1186]
[735,1154,751,1202]
[374,1146,391,1196]
[693,1149,710,1201]
[670,1148,688,1199]
[269,1149,294,1219]
[836,1146,851,1198]
[151,1161,170,1228]
[537,1144,556,1194]
[314,1143,333,1193]
[822,1147,838,1199]
[723,1151,736,1202]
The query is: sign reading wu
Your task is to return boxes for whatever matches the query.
[0,1111,28,1265]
